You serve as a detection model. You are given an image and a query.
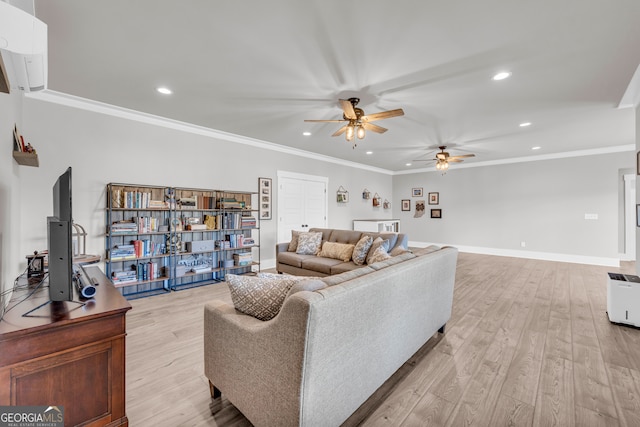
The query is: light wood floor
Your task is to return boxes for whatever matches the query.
[125,253,640,426]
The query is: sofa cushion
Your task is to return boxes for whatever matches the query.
[329,229,363,245]
[257,272,326,297]
[296,232,323,255]
[366,237,390,265]
[287,230,302,252]
[226,274,298,321]
[318,241,355,262]
[321,265,375,286]
[277,251,316,268]
[412,245,441,256]
[301,256,344,275]
[330,261,368,275]
[368,252,416,270]
[351,235,374,265]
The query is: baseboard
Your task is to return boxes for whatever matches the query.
[409,241,621,267]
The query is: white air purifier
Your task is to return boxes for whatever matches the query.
[607,272,640,327]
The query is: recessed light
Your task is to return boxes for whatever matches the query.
[492,71,511,81]
[519,122,532,127]
[532,146,541,150]
[405,163,412,166]
[157,87,172,95]
[366,151,373,155]
[303,132,311,136]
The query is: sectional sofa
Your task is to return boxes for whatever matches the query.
[204,244,458,426]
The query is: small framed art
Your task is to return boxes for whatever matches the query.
[428,192,439,205]
[431,208,442,219]
[401,199,411,211]
[259,177,272,220]
[412,187,423,197]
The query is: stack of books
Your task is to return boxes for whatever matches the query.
[131,240,166,258]
[217,198,244,209]
[233,253,252,266]
[111,270,137,285]
[136,262,161,281]
[241,216,256,228]
[110,221,138,234]
[216,240,231,250]
[110,244,136,260]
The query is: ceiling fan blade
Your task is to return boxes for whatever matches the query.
[412,159,435,162]
[361,108,405,122]
[339,99,357,120]
[362,122,388,134]
[448,158,464,163]
[304,119,347,123]
[449,153,475,159]
[332,125,348,137]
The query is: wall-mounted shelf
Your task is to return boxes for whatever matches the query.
[12,151,39,167]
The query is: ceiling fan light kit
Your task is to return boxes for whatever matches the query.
[305,97,404,149]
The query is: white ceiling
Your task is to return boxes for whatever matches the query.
[33,0,640,172]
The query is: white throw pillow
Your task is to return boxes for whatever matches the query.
[366,237,390,264]
[368,245,392,264]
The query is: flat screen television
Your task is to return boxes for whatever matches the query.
[47,166,73,301]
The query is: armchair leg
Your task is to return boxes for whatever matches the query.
[438,324,446,334]
[209,380,221,399]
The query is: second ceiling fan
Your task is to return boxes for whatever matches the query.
[414,146,476,170]
[304,98,404,147]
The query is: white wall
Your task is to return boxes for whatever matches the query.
[0,91,24,307]
[15,95,393,270]
[393,152,633,265]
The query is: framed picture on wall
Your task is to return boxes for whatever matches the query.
[431,208,442,219]
[428,192,439,205]
[259,177,272,220]
[412,188,423,197]
[401,199,411,211]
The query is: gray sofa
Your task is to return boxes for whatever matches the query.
[276,227,409,276]
[204,245,458,427]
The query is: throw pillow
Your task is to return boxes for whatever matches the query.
[287,230,302,252]
[296,232,323,255]
[318,241,355,262]
[226,274,297,321]
[352,235,374,265]
[367,245,392,264]
[366,237,390,264]
[389,245,409,256]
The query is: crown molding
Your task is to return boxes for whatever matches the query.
[619,64,640,109]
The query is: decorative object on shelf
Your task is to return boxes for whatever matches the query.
[259,177,272,220]
[12,124,39,167]
[414,200,425,218]
[428,192,439,205]
[362,189,371,199]
[431,209,442,219]
[337,186,349,203]
[412,187,423,197]
[401,199,411,211]
[372,193,381,207]
[26,252,45,278]
[383,199,390,209]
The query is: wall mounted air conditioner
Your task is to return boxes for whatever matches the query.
[0,1,47,93]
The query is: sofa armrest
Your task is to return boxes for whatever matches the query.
[203,292,322,426]
[276,242,289,255]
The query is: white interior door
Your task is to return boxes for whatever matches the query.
[624,174,636,260]
[277,171,328,243]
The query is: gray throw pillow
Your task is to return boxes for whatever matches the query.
[296,232,323,255]
[287,230,302,252]
[352,235,374,265]
[366,237,390,264]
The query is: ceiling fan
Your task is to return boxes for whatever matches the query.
[304,98,404,147]
[413,146,475,170]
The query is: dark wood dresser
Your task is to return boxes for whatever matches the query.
[0,266,131,426]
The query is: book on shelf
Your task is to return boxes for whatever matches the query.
[233,253,253,266]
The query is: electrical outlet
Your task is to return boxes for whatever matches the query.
[520,241,526,248]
